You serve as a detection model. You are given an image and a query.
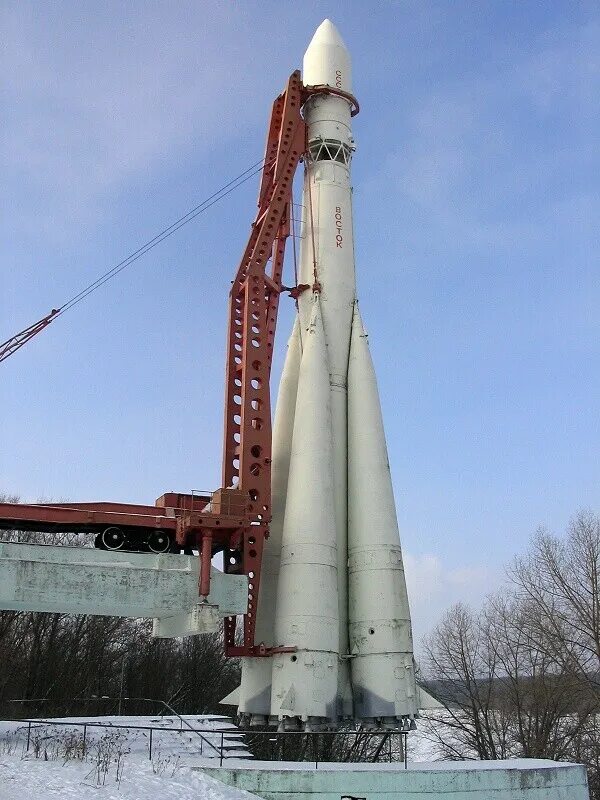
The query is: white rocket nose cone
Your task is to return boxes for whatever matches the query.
[303,18,352,93]
[310,18,345,47]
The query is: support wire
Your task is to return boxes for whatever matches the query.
[1,157,272,364]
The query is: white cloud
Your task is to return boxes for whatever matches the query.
[373,18,600,253]
[404,551,501,655]
[1,3,282,237]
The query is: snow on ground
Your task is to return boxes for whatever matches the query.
[0,757,259,800]
[405,714,442,763]
[0,715,260,799]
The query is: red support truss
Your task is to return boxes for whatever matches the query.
[179,71,307,656]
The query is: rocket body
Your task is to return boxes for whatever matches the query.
[297,20,356,721]
[271,300,339,727]
[237,19,418,730]
[347,309,417,725]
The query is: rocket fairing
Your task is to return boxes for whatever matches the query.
[238,19,418,731]
[271,299,339,728]
[348,307,417,727]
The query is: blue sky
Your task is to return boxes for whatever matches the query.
[1,1,598,640]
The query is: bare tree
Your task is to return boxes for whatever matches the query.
[508,510,600,796]
[422,593,593,761]
[422,603,507,760]
[511,510,600,700]
[484,594,589,759]
[421,511,600,798]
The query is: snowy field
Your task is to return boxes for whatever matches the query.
[0,713,441,798]
[0,715,260,799]
[0,757,259,800]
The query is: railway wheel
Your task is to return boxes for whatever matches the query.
[147,529,172,554]
[101,526,126,550]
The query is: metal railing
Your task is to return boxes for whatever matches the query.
[2,718,409,769]
[147,698,223,759]
[237,729,409,770]
[1,718,243,766]
[5,695,226,760]
[186,489,246,517]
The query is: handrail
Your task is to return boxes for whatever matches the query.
[5,695,230,761]
[1,718,409,768]
[2,717,245,763]
[150,698,223,759]
[1,717,237,734]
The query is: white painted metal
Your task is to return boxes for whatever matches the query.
[229,18,419,730]
[303,18,352,92]
[239,318,302,723]
[271,299,339,729]
[224,684,443,714]
[348,306,418,725]
[0,542,247,636]
[297,18,357,719]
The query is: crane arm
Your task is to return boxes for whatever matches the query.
[0,309,60,364]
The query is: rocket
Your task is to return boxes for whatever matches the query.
[236,19,418,731]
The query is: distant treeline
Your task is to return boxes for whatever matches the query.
[0,612,240,720]
[0,495,239,720]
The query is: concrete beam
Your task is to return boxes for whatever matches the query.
[200,760,590,800]
[0,542,247,636]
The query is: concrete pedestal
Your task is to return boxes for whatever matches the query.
[200,759,589,799]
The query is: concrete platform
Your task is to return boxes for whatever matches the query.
[0,541,247,636]
[200,759,589,799]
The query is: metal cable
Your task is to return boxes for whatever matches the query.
[56,158,269,317]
